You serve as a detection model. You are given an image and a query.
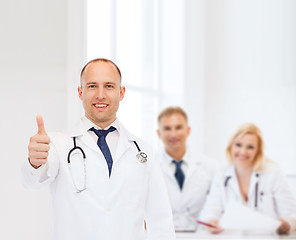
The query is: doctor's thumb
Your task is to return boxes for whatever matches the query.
[36,115,47,135]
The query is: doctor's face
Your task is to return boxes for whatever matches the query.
[157,113,190,154]
[78,61,125,129]
[231,133,259,169]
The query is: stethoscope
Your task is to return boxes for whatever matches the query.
[67,137,147,193]
[224,173,262,208]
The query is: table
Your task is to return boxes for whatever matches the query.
[176,229,296,240]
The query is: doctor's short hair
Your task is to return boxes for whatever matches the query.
[80,58,122,84]
[226,123,265,172]
[157,106,188,125]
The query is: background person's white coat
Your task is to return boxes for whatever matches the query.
[200,162,296,231]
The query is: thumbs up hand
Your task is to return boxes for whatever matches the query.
[28,115,50,169]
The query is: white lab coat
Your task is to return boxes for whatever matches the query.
[22,118,175,240]
[200,162,296,232]
[158,148,217,231]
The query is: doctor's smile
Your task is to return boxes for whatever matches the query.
[93,103,108,108]
[168,138,181,146]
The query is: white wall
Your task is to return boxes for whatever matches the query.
[0,0,68,239]
[0,0,84,238]
[184,0,296,175]
[204,0,296,174]
[184,0,206,153]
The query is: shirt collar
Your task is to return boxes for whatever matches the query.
[81,116,121,133]
[162,149,188,165]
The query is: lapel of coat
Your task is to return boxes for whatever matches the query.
[225,166,242,201]
[159,150,177,183]
[182,150,197,184]
[248,171,260,205]
[113,121,136,163]
[67,118,99,153]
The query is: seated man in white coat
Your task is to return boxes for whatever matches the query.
[22,58,175,240]
[157,106,217,232]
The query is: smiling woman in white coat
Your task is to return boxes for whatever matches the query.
[200,123,296,235]
[22,58,175,240]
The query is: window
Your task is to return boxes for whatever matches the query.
[87,0,185,146]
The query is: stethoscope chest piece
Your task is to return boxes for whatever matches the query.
[137,151,147,163]
[133,141,147,163]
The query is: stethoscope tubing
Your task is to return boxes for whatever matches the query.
[224,174,259,208]
[67,137,86,164]
[67,137,147,193]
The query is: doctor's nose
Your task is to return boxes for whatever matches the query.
[95,87,106,100]
[239,147,248,155]
[169,129,178,137]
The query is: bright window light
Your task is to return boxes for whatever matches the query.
[87,0,185,147]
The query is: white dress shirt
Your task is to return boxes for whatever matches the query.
[82,116,120,159]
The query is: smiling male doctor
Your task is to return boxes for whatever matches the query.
[157,106,217,232]
[22,58,175,240]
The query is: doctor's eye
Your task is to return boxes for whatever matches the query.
[105,84,114,89]
[247,145,255,149]
[176,125,183,130]
[163,126,171,131]
[87,84,96,89]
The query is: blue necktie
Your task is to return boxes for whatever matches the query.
[90,126,116,177]
[173,160,185,190]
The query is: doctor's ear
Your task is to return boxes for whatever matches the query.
[119,86,125,101]
[78,86,83,100]
[156,129,161,138]
[187,126,191,135]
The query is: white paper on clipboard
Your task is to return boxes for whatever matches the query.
[220,201,281,232]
